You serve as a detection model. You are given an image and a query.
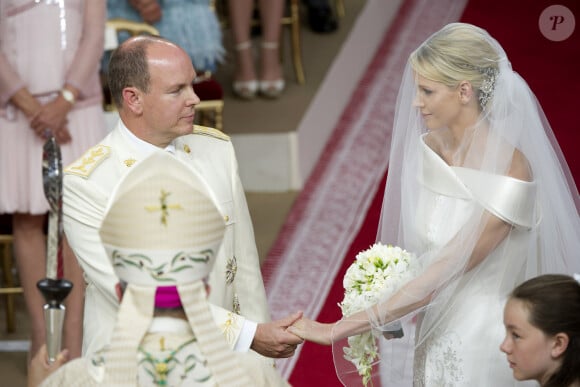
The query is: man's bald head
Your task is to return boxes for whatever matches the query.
[107,35,181,109]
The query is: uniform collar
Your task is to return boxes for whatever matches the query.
[119,121,177,155]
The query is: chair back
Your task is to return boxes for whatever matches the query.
[102,19,160,112]
[0,214,22,333]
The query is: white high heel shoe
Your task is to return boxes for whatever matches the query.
[258,42,285,99]
[233,79,258,99]
[232,41,258,100]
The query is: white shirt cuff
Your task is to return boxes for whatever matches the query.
[234,319,257,352]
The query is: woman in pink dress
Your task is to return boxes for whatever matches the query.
[0,0,108,359]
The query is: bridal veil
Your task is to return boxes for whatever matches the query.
[332,23,580,386]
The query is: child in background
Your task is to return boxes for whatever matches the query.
[501,274,580,387]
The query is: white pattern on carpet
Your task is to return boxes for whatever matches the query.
[262,0,468,379]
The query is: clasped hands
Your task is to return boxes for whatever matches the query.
[252,312,334,359]
[282,316,399,346]
[30,98,72,144]
[288,315,334,346]
[251,311,304,358]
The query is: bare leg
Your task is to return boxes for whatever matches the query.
[12,213,47,359]
[258,0,284,82]
[228,0,256,82]
[62,236,84,359]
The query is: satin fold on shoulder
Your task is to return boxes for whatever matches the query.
[419,137,538,229]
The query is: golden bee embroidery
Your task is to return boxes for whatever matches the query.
[233,294,241,315]
[225,256,237,284]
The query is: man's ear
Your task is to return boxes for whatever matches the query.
[122,86,143,114]
[458,80,474,104]
[551,332,569,358]
[115,282,123,302]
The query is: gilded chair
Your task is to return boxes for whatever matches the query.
[336,0,345,18]
[0,215,22,333]
[102,18,160,113]
[103,18,225,130]
[281,0,306,84]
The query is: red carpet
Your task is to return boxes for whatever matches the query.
[288,172,387,386]
[272,0,580,385]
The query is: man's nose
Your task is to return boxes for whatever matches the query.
[188,84,201,105]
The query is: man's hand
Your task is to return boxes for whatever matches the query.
[251,311,304,358]
[27,344,69,387]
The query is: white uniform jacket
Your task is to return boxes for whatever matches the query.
[63,122,272,356]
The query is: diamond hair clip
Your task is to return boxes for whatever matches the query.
[459,63,498,109]
[478,67,498,109]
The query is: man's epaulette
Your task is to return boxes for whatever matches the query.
[192,125,230,141]
[64,145,111,178]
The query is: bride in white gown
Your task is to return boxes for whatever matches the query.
[289,23,580,386]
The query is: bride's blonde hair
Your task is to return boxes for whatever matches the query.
[410,23,501,107]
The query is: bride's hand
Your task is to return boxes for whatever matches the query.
[287,317,334,346]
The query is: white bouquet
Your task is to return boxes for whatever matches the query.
[339,242,418,386]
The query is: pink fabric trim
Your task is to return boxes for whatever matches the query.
[154,286,183,309]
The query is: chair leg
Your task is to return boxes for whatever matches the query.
[290,0,305,84]
[215,104,224,131]
[336,0,345,18]
[1,240,17,333]
[201,111,213,129]
[197,111,206,127]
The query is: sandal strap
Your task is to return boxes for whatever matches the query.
[261,41,279,50]
[234,41,252,51]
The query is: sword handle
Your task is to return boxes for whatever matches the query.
[36,278,73,363]
[43,304,66,363]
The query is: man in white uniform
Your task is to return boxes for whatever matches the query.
[38,151,287,386]
[62,35,301,382]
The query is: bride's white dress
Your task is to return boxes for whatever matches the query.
[409,138,538,386]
